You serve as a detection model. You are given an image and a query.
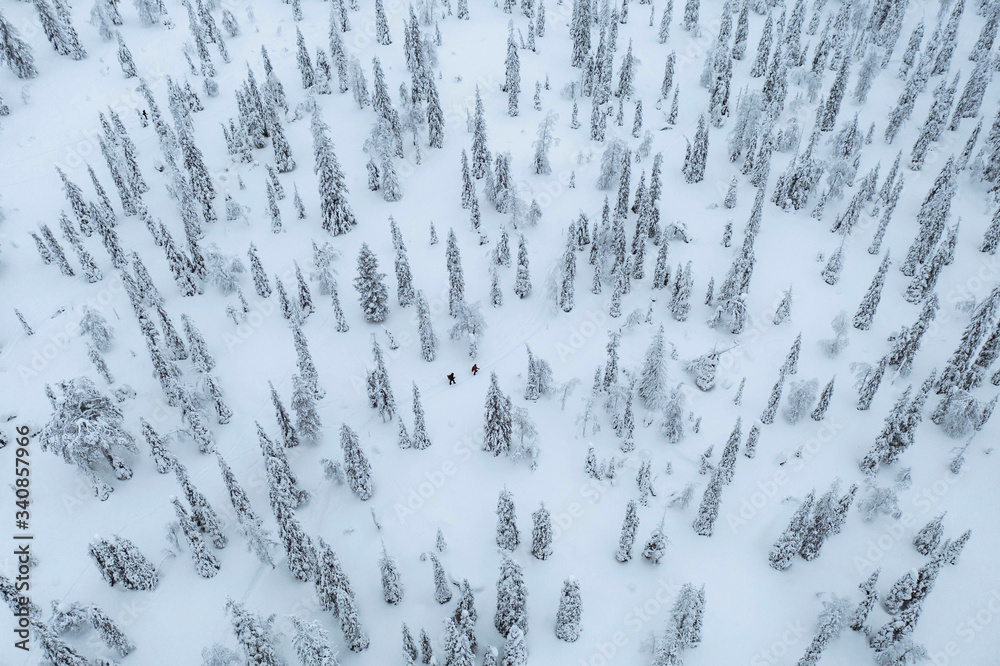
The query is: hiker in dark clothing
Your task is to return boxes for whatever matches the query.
[471,364,478,375]
[447,373,456,385]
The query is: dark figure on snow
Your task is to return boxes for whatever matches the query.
[472,364,478,375]
[448,373,456,385]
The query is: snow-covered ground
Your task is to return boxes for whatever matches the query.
[0,0,999,662]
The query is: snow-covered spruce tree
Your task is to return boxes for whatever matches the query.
[446,228,466,316]
[268,381,299,449]
[226,598,282,666]
[913,513,945,555]
[471,86,491,178]
[80,306,113,352]
[140,418,173,474]
[682,115,709,183]
[723,176,739,209]
[857,355,889,411]
[502,624,527,666]
[415,290,437,362]
[670,261,693,321]
[397,416,411,450]
[849,569,881,632]
[772,285,793,324]
[854,252,890,330]
[312,107,356,235]
[0,12,37,78]
[291,373,322,443]
[939,285,1000,394]
[88,604,136,657]
[293,184,306,219]
[682,0,698,30]
[637,325,668,411]
[490,264,503,307]
[314,537,354,620]
[811,376,835,421]
[910,74,960,171]
[389,216,415,307]
[496,487,520,551]
[270,473,317,579]
[530,502,553,560]
[769,491,814,570]
[274,275,302,326]
[217,453,276,567]
[821,244,844,285]
[643,512,670,564]
[374,0,392,44]
[291,324,325,399]
[760,366,787,425]
[799,481,856,561]
[451,578,477,653]
[820,55,851,132]
[428,552,452,604]
[551,577,583,643]
[512,234,532,298]
[266,179,282,233]
[615,499,641,561]
[366,335,396,422]
[570,0,591,66]
[156,305,187,362]
[296,26,315,88]
[692,467,724,537]
[289,616,339,666]
[353,243,389,323]
[182,314,215,373]
[259,422,309,509]
[495,556,528,637]
[717,417,742,483]
[172,497,221,578]
[40,378,137,499]
[533,111,557,175]
[668,583,705,649]
[60,213,102,282]
[412,383,432,449]
[175,463,227,548]
[796,596,851,666]
[340,424,373,500]
[31,620,91,666]
[379,544,404,604]
[900,158,957,277]
[40,224,75,276]
[402,623,418,663]
[980,206,1000,255]
[88,535,159,590]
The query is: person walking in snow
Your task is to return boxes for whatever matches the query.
[471,364,478,375]
[447,373,456,385]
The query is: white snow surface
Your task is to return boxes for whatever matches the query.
[0,0,998,663]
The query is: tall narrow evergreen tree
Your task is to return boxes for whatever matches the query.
[354,243,389,323]
[341,424,374,500]
[312,107,356,235]
[854,253,890,330]
[446,229,466,316]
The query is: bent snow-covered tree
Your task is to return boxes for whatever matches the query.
[41,378,138,499]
